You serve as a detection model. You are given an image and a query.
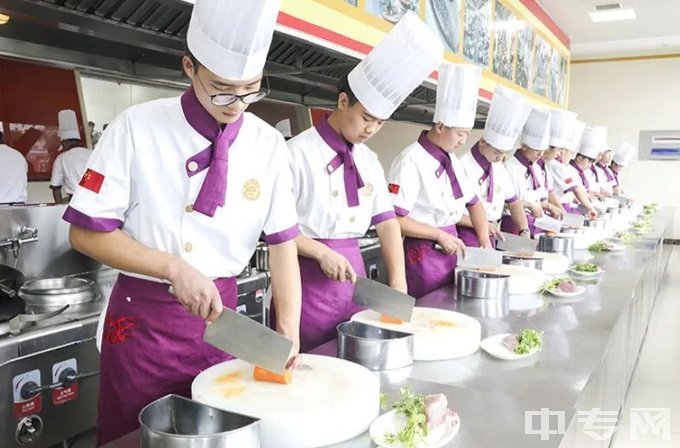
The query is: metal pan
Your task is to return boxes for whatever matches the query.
[456,270,510,300]
[538,235,574,259]
[502,254,544,271]
[337,321,414,371]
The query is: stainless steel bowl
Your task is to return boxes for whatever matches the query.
[502,254,544,271]
[255,242,269,271]
[456,270,510,299]
[139,395,261,448]
[337,321,414,371]
[538,235,574,259]
[19,277,97,311]
[584,219,607,229]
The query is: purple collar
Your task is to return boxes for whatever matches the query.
[570,160,590,189]
[314,113,364,207]
[418,131,463,199]
[181,86,244,217]
[598,162,615,182]
[515,151,540,190]
[471,142,494,201]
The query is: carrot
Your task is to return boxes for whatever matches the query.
[253,366,292,384]
[380,314,404,324]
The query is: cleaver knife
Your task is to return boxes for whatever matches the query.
[457,247,503,270]
[496,232,538,255]
[533,215,563,233]
[352,277,415,322]
[563,213,585,228]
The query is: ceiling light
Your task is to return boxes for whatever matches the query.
[0,14,10,25]
[589,8,637,23]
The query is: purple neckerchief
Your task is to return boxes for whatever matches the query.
[570,160,590,189]
[471,142,494,201]
[599,162,615,182]
[181,87,244,217]
[315,114,364,207]
[612,170,620,186]
[590,165,601,182]
[418,131,463,199]
[515,151,540,190]
[536,159,550,189]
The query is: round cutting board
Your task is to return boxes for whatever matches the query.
[351,307,481,361]
[192,355,379,448]
[456,264,546,295]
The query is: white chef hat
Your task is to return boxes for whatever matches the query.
[187,0,280,81]
[579,125,608,159]
[58,109,81,141]
[613,142,637,166]
[275,119,292,138]
[565,120,586,152]
[549,109,578,148]
[483,85,531,152]
[433,62,482,128]
[521,107,551,150]
[348,11,443,120]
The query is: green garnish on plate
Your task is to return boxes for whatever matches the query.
[514,329,543,355]
[571,263,600,273]
[383,388,428,448]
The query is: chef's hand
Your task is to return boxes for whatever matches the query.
[587,208,599,219]
[479,238,494,249]
[527,202,544,218]
[285,341,302,369]
[436,230,465,256]
[169,260,223,322]
[545,203,564,220]
[489,222,504,242]
[319,248,357,283]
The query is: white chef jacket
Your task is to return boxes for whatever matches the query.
[288,117,395,239]
[50,147,92,196]
[594,163,616,195]
[583,165,601,193]
[546,159,581,206]
[388,133,479,228]
[0,144,28,204]
[505,153,549,205]
[460,146,518,222]
[65,95,299,281]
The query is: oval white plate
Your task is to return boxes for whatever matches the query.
[547,285,586,298]
[568,267,603,277]
[480,333,541,361]
[370,409,460,448]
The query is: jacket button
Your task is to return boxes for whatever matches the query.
[332,190,339,197]
[187,161,198,172]
[185,204,193,213]
[349,216,356,223]
[184,242,193,252]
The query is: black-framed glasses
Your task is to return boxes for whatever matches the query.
[196,73,270,107]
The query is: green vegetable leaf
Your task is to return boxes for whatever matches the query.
[572,263,600,273]
[514,329,543,355]
[380,392,388,411]
[383,388,429,448]
[540,277,570,294]
[589,241,608,252]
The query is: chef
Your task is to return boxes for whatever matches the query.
[594,146,616,195]
[610,142,637,195]
[503,107,562,236]
[456,87,530,248]
[50,110,92,204]
[0,130,28,204]
[541,109,577,213]
[388,62,488,299]
[288,12,440,349]
[572,126,608,206]
[62,1,301,445]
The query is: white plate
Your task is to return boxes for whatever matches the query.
[605,243,625,252]
[480,333,541,361]
[568,266,604,277]
[369,409,460,448]
[547,285,586,298]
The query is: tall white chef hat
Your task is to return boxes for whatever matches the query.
[521,107,551,150]
[483,85,531,152]
[613,142,637,166]
[549,109,578,148]
[58,109,81,141]
[187,0,280,81]
[433,62,482,128]
[275,119,292,138]
[348,11,443,120]
[565,120,586,152]
[579,125,608,159]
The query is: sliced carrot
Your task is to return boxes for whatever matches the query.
[380,314,404,324]
[253,366,292,384]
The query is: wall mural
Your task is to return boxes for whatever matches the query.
[530,35,551,97]
[365,0,420,23]
[492,0,517,81]
[515,22,534,90]
[463,0,491,67]
[549,49,568,105]
[426,0,461,54]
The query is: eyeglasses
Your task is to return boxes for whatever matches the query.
[196,73,270,107]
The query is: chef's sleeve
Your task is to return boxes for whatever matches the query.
[263,135,300,245]
[386,155,419,218]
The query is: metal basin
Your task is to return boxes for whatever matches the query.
[456,270,509,299]
[19,277,97,311]
[538,235,574,259]
[502,254,544,271]
[584,219,607,229]
[561,227,587,235]
[337,321,414,371]
[139,394,261,448]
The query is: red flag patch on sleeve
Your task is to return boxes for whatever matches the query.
[388,183,400,194]
[79,169,105,194]
[565,177,573,184]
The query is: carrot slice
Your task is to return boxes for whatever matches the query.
[253,366,292,384]
[380,314,404,324]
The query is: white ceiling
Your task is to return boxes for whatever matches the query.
[538,0,680,59]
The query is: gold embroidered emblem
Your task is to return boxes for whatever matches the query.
[242,179,261,201]
[361,183,374,197]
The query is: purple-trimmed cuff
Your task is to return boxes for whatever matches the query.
[394,206,410,217]
[62,206,123,232]
[371,210,396,226]
[49,185,62,190]
[466,195,480,207]
[565,184,578,193]
[265,224,300,245]
[506,195,519,204]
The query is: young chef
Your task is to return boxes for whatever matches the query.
[62,1,301,444]
[610,142,637,195]
[503,107,562,236]
[595,146,617,195]
[0,130,28,204]
[388,62,488,298]
[572,126,608,205]
[538,109,577,216]
[459,85,531,243]
[288,12,441,349]
[50,110,92,203]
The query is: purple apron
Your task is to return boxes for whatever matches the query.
[456,225,497,249]
[500,213,543,237]
[297,238,366,353]
[404,225,458,299]
[562,203,581,214]
[97,274,237,446]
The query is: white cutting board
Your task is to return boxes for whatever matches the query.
[455,264,546,295]
[504,251,569,275]
[192,355,380,448]
[351,307,481,361]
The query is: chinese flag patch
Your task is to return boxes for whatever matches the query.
[565,177,573,184]
[79,169,105,194]
[388,183,400,194]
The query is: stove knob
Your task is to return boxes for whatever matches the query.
[16,415,43,446]
[20,381,40,400]
[58,367,77,387]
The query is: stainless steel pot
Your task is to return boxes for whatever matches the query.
[139,394,261,448]
[584,219,607,229]
[456,270,509,299]
[19,278,97,311]
[538,235,574,259]
[502,254,544,271]
[337,321,414,371]
[255,243,270,271]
